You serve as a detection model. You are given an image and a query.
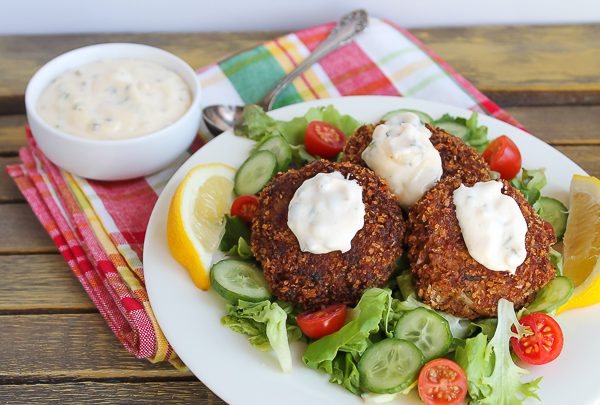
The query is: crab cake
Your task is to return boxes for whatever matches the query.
[406,175,556,319]
[251,160,405,310]
[342,123,490,183]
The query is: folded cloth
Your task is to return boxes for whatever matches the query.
[6,17,523,366]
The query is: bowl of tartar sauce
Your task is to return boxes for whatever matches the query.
[25,43,202,180]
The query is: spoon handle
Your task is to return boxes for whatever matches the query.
[259,9,369,111]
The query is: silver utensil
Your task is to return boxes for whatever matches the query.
[202,9,369,135]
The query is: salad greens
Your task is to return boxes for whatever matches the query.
[218,215,253,259]
[222,299,302,372]
[511,169,569,239]
[433,111,490,152]
[235,104,361,146]
[303,288,392,371]
[455,299,542,405]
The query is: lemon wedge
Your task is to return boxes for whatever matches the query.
[557,175,600,314]
[167,163,236,290]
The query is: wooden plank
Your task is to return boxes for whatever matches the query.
[0,313,193,381]
[555,145,600,177]
[505,105,600,145]
[0,254,94,312]
[0,156,23,202]
[0,115,26,154]
[0,204,56,253]
[412,24,600,105]
[0,381,224,404]
[0,25,599,112]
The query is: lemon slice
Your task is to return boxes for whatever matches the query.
[557,175,600,313]
[167,163,236,290]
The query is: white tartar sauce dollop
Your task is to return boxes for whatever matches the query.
[361,113,442,208]
[453,181,528,274]
[37,58,192,140]
[287,171,365,254]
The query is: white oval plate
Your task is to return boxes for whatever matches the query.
[144,96,600,405]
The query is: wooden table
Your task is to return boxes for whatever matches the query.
[0,25,598,403]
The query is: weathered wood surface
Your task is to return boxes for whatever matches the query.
[0,382,225,405]
[0,313,193,382]
[0,25,599,113]
[0,254,93,312]
[0,26,598,403]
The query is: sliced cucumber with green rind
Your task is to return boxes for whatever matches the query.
[234,150,278,195]
[255,135,292,172]
[527,276,574,313]
[393,307,452,361]
[434,120,469,139]
[537,196,568,240]
[381,109,434,124]
[210,259,271,302]
[358,338,424,394]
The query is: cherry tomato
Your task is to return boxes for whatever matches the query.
[482,135,522,180]
[418,358,468,405]
[230,195,260,223]
[304,121,346,158]
[510,312,563,365]
[296,304,347,339]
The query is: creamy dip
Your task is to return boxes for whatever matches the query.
[37,58,191,140]
[453,181,528,274]
[287,171,365,254]
[361,115,442,209]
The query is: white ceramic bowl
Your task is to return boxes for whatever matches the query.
[25,43,201,181]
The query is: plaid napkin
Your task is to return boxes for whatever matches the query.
[6,17,523,367]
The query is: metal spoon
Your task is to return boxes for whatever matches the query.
[202,9,369,135]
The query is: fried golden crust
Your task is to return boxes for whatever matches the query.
[251,160,405,310]
[342,123,490,183]
[406,176,557,319]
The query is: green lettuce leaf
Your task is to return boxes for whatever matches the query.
[511,168,547,206]
[330,352,361,395]
[219,215,254,259]
[455,299,541,404]
[303,288,392,371]
[234,104,361,146]
[222,300,302,372]
[434,112,490,152]
[549,248,564,276]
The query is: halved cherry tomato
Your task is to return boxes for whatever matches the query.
[510,312,563,365]
[418,358,468,405]
[304,121,346,158]
[230,195,260,223]
[296,304,347,339]
[482,135,522,180]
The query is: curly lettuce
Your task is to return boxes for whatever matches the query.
[222,300,302,372]
[455,299,541,404]
[235,104,361,146]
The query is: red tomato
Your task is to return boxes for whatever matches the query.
[510,312,564,365]
[418,358,468,405]
[304,121,346,158]
[482,135,522,180]
[230,195,260,223]
[296,304,347,339]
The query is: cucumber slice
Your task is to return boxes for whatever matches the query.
[358,338,424,394]
[381,109,434,124]
[394,307,452,361]
[210,259,271,302]
[537,196,568,240]
[434,120,469,139]
[234,150,278,195]
[527,276,574,313]
[255,135,292,172]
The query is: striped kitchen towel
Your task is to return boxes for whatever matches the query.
[6,17,522,366]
